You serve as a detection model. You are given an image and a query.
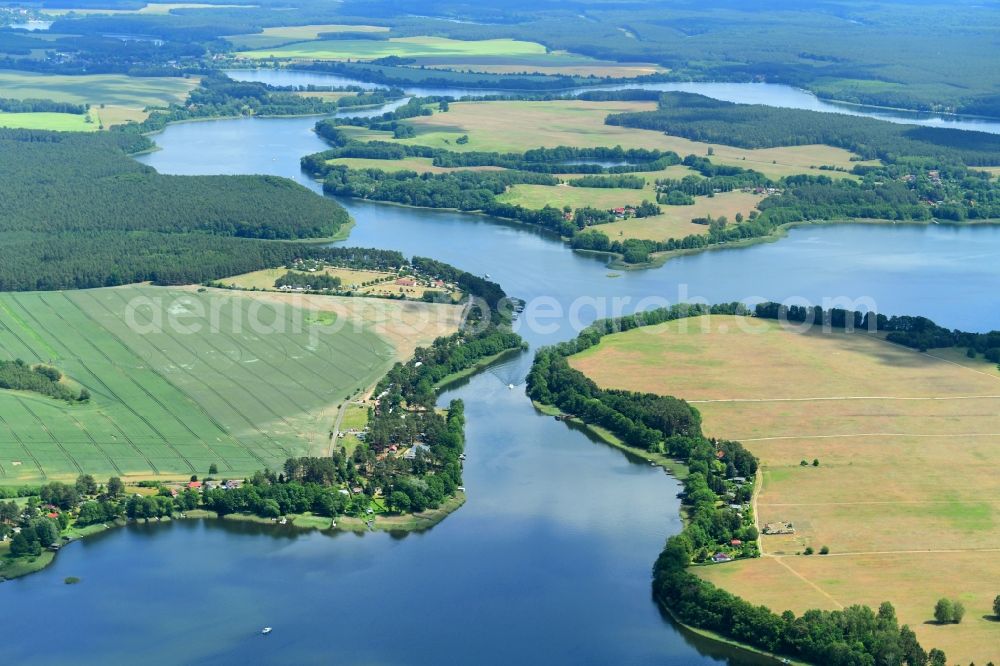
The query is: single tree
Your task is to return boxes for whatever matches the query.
[928,648,947,666]
[9,531,36,557]
[107,476,124,498]
[934,598,953,624]
[952,600,965,624]
[993,594,1000,618]
[803,546,814,555]
[208,463,218,476]
[819,545,830,555]
[75,473,98,496]
[390,490,411,514]
[812,458,820,467]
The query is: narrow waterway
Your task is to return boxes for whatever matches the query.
[4,83,1000,665]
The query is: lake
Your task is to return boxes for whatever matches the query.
[4,84,1000,665]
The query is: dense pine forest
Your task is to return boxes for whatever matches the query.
[0,128,350,291]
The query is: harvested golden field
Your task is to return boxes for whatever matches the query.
[570,315,1000,664]
[384,100,870,179]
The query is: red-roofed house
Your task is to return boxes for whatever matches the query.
[187,481,202,489]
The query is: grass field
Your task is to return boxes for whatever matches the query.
[569,315,1000,663]
[0,70,197,125]
[0,286,460,484]
[348,100,871,180]
[0,111,98,131]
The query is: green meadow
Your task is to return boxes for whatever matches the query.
[0,111,98,131]
[0,287,395,483]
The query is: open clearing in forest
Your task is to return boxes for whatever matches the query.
[0,70,197,125]
[348,100,871,180]
[569,315,1000,663]
[0,286,460,484]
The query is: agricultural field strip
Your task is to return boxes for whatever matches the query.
[70,291,267,468]
[14,396,82,474]
[737,348,1000,556]
[0,412,39,478]
[4,292,250,477]
[65,411,123,476]
[92,289,394,459]
[22,292,198,473]
[154,288,380,390]
[95,288,387,447]
[95,290,315,444]
[771,557,844,609]
[87,289,346,461]
[0,304,114,477]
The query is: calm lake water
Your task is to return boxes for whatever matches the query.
[5,85,1000,665]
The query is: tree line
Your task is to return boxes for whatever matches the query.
[0,97,87,114]
[754,301,1000,359]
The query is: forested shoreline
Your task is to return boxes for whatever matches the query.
[527,303,945,665]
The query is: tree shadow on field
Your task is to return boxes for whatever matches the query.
[983,614,1000,622]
